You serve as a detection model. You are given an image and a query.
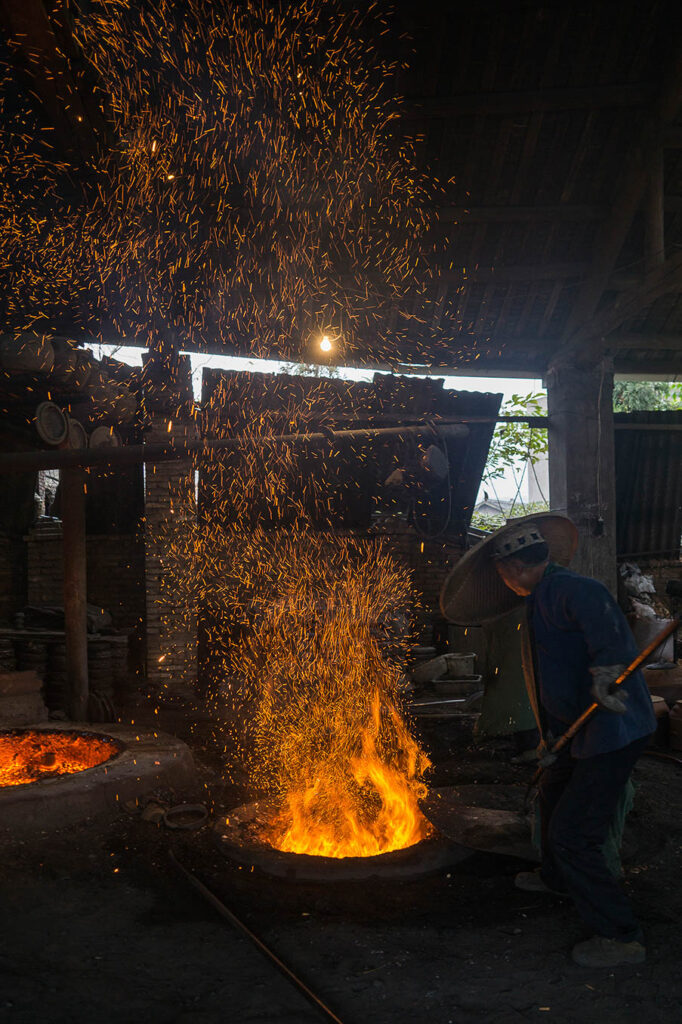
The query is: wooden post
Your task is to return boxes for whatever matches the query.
[546,358,617,593]
[61,468,89,720]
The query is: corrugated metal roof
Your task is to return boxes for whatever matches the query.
[615,411,682,559]
[200,369,502,541]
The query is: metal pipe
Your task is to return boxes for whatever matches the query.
[0,422,469,474]
[61,468,89,720]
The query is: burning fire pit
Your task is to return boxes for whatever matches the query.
[0,724,196,838]
[215,798,469,882]
[0,729,122,787]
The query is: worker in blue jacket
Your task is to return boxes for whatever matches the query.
[493,521,656,969]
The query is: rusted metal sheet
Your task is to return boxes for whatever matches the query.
[615,411,682,559]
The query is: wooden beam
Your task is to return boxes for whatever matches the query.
[664,126,682,147]
[568,250,682,348]
[560,49,682,347]
[606,330,682,350]
[402,83,652,118]
[614,422,682,431]
[645,148,665,273]
[439,263,587,285]
[437,205,605,224]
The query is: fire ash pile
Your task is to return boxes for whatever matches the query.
[0,731,120,787]
[155,391,433,858]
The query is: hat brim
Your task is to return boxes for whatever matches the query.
[440,512,579,625]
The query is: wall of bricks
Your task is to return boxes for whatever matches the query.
[0,536,26,624]
[143,415,198,693]
[372,520,462,615]
[26,521,145,632]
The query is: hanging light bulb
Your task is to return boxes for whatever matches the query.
[320,335,332,353]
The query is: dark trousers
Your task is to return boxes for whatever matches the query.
[539,736,650,943]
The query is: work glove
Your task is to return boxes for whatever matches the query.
[536,734,557,769]
[589,665,629,714]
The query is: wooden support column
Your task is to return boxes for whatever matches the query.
[61,468,89,719]
[546,359,617,594]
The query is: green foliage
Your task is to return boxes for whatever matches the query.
[471,500,551,533]
[473,392,550,533]
[483,392,548,483]
[279,361,341,378]
[613,380,682,412]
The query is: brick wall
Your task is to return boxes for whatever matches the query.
[0,536,26,624]
[144,415,198,692]
[372,521,462,614]
[26,522,145,631]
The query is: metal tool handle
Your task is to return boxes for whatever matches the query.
[526,617,681,802]
[549,616,680,757]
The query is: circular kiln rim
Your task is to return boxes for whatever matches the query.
[0,723,196,837]
[0,727,126,790]
[214,797,470,882]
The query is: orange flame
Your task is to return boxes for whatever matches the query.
[267,690,430,858]
[0,731,118,787]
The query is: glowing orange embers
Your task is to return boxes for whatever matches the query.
[265,691,431,859]
[153,408,434,861]
[0,731,120,787]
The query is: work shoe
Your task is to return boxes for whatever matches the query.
[571,935,646,968]
[514,869,566,896]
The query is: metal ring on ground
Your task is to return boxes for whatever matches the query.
[163,803,209,830]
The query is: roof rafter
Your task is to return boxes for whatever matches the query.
[558,47,682,358]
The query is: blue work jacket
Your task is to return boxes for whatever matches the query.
[527,566,656,758]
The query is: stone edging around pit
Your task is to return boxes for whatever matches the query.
[214,798,472,882]
[0,722,196,837]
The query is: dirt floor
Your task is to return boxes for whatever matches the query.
[2,709,682,1024]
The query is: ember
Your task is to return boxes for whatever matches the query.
[154,385,434,860]
[0,731,120,787]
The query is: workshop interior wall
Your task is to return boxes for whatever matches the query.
[26,522,145,632]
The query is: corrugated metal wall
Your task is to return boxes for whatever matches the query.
[615,411,682,559]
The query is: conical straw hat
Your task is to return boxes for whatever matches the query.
[440,512,578,625]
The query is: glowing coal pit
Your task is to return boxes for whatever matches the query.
[215,796,465,883]
[264,691,431,859]
[0,730,121,787]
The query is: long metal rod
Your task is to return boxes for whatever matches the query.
[0,422,468,474]
[532,617,680,788]
[168,850,346,1024]
[4,415,675,475]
